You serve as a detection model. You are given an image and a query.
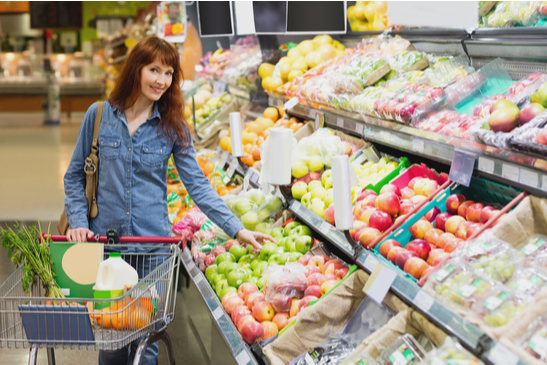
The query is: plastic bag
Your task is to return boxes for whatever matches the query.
[291,129,345,179]
[224,188,283,231]
[263,262,308,312]
[517,316,547,361]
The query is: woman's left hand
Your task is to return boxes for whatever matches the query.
[236,229,278,251]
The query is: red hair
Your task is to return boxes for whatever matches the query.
[108,36,191,148]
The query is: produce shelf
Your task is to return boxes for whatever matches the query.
[268,93,547,199]
[180,248,258,365]
[286,198,528,365]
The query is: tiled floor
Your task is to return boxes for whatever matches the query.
[0,123,234,364]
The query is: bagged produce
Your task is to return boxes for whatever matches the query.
[262,262,308,312]
[225,188,283,231]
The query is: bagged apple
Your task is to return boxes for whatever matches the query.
[262,262,308,312]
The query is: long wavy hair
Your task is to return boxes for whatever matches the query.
[108,36,190,148]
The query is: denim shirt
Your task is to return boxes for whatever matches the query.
[63,102,244,248]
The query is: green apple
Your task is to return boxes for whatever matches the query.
[268,254,281,264]
[247,245,255,255]
[283,222,301,236]
[247,190,265,206]
[271,227,285,238]
[286,236,298,252]
[307,155,325,172]
[260,241,280,261]
[289,252,303,262]
[219,286,237,300]
[224,262,239,277]
[291,181,308,200]
[214,252,236,266]
[311,186,327,201]
[278,252,291,265]
[278,237,288,249]
[205,265,218,281]
[250,259,264,271]
[301,192,312,208]
[234,198,253,216]
[256,222,271,233]
[295,236,313,254]
[227,268,249,288]
[322,170,332,185]
[254,261,269,277]
[239,254,254,266]
[215,279,229,296]
[229,243,247,262]
[241,211,258,230]
[308,180,323,192]
[247,276,258,285]
[275,245,285,255]
[257,277,266,289]
[324,189,334,207]
[217,261,231,275]
[290,225,312,237]
[324,176,333,190]
[262,228,272,236]
[213,275,227,290]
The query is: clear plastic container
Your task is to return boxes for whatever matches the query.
[506,267,547,297]
[517,234,547,267]
[378,334,426,365]
[340,352,379,365]
[424,258,471,295]
[473,284,532,327]
[518,316,547,362]
[417,337,484,364]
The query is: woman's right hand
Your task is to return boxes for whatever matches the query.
[66,228,95,242]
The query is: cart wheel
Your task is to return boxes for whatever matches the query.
[133,330,175,365]
[28,346,38,365]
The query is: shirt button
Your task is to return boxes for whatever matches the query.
[127,169,130,172]
[146,148,149,151]
[127,190,130,194]
[138,129,141,132]
[127,212,130,215]
[124,232,127,235]
[129,148,131,151]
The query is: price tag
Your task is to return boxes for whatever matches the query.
[449,149,477,187]
[319,221,331,235]
[194,274,203,284]
[355,123,364,135]
[218,151,229,168]
[212,306,223,320]
[213,81,227,95]
[227,158,239,178]
[268,97,274,106]
[292,201,301,213]
[520,168,539,188]
[363,262,397,305]
[528,334,547,357]
[364,255,379,272]
[543,175,547,192]
[488,343,519,365]
[246,170,260,185]
[337,117,344,128]
[502,163,520,182]
[223,175,232,184]
[314,113,321,130]
[478,157,495,174]
[309,109,317,118]
[284,97,299,110]
[412,138,424,153]
[236,350,251,364]
[414,291,435,312]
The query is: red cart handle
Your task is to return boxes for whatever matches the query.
[42,234,183,244]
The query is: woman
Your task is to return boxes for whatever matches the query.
[63,36,275,365]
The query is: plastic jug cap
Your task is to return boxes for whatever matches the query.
[109,252,122,258]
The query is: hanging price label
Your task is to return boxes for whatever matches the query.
[284,97,299,110]
[448,149,477,187]
[355,123,364,136]
[226,158,239,178]
[218,151,229,168]
[213,81,227,95]
[363,263,397,305]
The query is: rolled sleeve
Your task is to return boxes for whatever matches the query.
[172,140,244,238]
[63,103,98,230]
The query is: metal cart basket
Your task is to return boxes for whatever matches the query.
[0,234,182,365]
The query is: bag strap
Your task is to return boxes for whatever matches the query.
[85,102,103,218]
[92,102,103,151]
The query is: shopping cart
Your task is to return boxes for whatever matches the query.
[0,234,183,365]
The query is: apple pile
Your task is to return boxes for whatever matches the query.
[221,254,348,344]
[226,189,283,231]
[291,172,334,220]
[351,176,441,248]
[353,157,400,190]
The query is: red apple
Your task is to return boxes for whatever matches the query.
[424,228,444,246]
[369,210,392,232]
[356,189,378,203]
[379,239,402,258]
[308,256,325,271]
[205,254,215,267]
[446,194,466,214]
[224,295,245,315]
[298,254,313,266]
[357,206,377,223]
[270,293,292,313]
[232,305,251,325]
[455,221,473,240]
[336,267,349,280]
[431,252,450,266]
[479,206,495,224]
[458,200,475,218]
[421,265,436,280]
[413,178,430,195]
[465,203,484,222]
[237,314,256,333]
[290,299,301,318]
[445,216,466,234]
[305,265,320,277]
[406,239,431,260]
[380,184,401,196]
[358,227,382,247]
[240,320,264,344]
[427,249,446,265]
[399,200,414,215]
[394,215,407,227]
[253,301,275,322]
[444,238,463,253]
[250,295,266,311]
[434,212,452,232]
[520,103,545,125]
[324,205,335,225]
[409,220,433,239]
[404,257,429,279]
[222,292,239,307]
[466,223,484,239]
[408,177,422,190]
[298,296,317,311]
[536,128,547,146]
[304,285,322,298]
[387,247,405,263]
[272,312,290,331]
[395,250,418,270]
[437,232,455,249]
[212,245,226,257]
[246,292,264,310]
[322,259,344,275]
[261,321,278,339]
[307,272,325,286]
[377,192,400,216]
[238,283,259,300]
[400,187,416,199]
[225,239,238,251]
[320,280,339,296]
[422,180,440,197]
[361,194,377,208]
[319,274,336,286]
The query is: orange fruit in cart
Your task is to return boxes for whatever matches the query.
[263,107,280,123]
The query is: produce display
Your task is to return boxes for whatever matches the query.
[518,316,547,361]
[347,1,389,31]
[480,1,546,28]
[225,189,283,231]
[189,92,234,129]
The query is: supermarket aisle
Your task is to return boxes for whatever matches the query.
[0,123,231,364]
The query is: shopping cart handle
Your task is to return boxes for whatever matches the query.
[41,234,183,244]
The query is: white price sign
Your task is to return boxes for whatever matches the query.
[337,117,344,128]
[502,163,520,182]
[488,343,519,365]
[520,168,539,188]
[212,306,223,320]
[364,255,379,272]
[355,123,364,135]
[284,97,299,110]
[236,350,251,364]
[363,263,397,305]
[478,156,495,174]
[414,291,435,312]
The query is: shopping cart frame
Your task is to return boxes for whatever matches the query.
[0,234,183,365]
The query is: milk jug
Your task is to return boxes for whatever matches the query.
[93,252,138,308]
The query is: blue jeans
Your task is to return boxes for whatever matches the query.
[98,247,168,365]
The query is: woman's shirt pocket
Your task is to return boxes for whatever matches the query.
[99,137,121,160]
[141,143,167,167]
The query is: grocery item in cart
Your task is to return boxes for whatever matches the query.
[93,252,138,307]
